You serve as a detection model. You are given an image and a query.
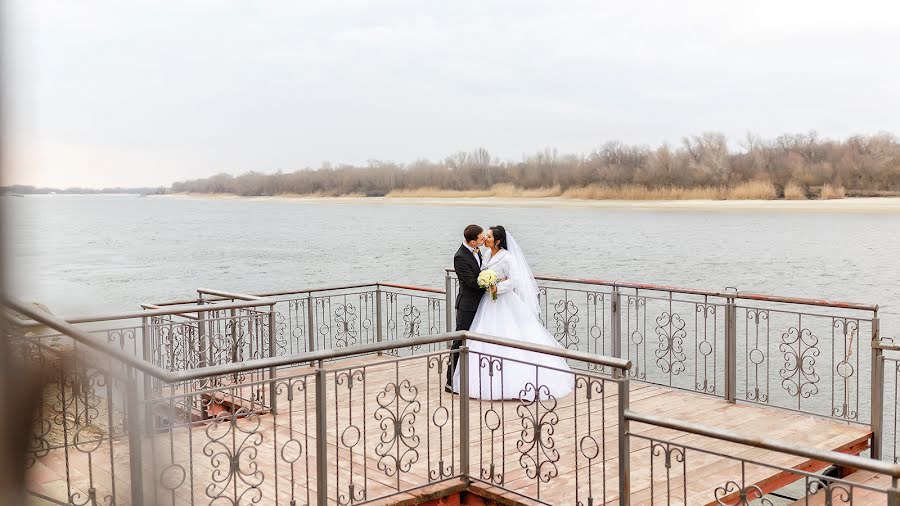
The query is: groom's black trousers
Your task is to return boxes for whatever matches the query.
[446,309,477,387]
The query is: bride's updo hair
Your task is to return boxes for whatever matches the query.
[490,225,507,250]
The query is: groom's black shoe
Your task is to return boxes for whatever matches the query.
[444,384,456,394]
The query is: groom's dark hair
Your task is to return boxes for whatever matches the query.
[463,224,483,243]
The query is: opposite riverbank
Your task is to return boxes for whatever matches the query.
[158,193,900,213]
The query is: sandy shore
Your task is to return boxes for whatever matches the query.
[157,193,900,213]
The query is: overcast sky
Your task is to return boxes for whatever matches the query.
[3,0,900,188]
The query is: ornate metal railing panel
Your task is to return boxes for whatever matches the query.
[734,301,874,423]
[9,320,142,506]
[172,284,447,358]
[465,349,621,505]
[447,271,878,425]
[631,431,892,505]
[146,369,317,506]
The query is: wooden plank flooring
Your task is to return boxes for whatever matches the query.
[27,354,875,505]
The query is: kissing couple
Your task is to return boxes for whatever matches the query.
[445,224,574,400]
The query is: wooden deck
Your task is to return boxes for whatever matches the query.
[27,354,875,505]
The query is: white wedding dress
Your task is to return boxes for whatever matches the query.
[452,234,574,400]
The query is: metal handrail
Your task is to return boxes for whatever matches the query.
[626,410,900,477]
[196,288,263,301]
[149,281,442,307]
[11,298,277,327]
[445,268,879,311]
[5,296,631,384]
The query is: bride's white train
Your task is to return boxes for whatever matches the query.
[452,231,574,400]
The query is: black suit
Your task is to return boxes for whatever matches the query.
[447,244,483,387]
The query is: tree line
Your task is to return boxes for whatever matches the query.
[8,132,900,198]
[170,132,900,198]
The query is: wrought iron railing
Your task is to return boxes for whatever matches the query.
[12,272,900,505]
[447,271,880,440]
[12,294,900,505]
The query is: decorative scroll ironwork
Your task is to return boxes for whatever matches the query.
[744,308,770,402]
[714,481,773,505]
[287,298,307,354]
[831,318,859,420]
[779,323,821,403]
[575,376,606,506]
[586,293,606,371]
[553,296,580,350]
[516,381,560,500]
[336,368,367,505]
[626,296,647,379]
[427,355,454,481]
[202,408,265,504]
[654,311,687,378]
[276,376,311,506]
[806,478,852,505]
[479,356,505,485]
[334,301,359,348]
[649,441,686,505]
[691,304,715,394]
[375,378,421,480]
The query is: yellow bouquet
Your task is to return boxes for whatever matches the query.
[477,269,500,302]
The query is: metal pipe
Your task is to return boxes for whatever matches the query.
[196,288,263,301]
[624,410,900,477]
[8,298,633,385]
[611,285,621,358]
[444,268,879,311]
[306,293,315,353]
[444,272,453,333]
[459,343,470,484]
[165,331,633,383]
[6,298,174,379]
[126,373,145,505]
[725,296,737,403]
[873,316,884,459]
[140,316,153,432]
[375,285,383,355]
[378,282,445,295]
[13,298,279,327]
[268,307,278,414]
[315,361,328,506]
[618,372,630,506]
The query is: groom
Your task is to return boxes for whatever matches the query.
[446,224,485,391]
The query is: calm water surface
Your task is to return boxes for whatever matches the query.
[6,195,900,335]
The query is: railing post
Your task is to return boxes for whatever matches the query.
[611,285,621,359]
[141,316,152,432]
[126,370,145,505]
[459,342,470,483]
[268,306,278,415]
[307,293,316,354]
[724,295,737,403]
[872,316,883,460]
[889,477,900,506]
[375,284,384,356]
[445,271,453,333]
[315,360,328,506]
[617,370,630,506]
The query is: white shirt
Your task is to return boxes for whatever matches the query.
[462,242,482,268]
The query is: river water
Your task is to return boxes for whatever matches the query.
[7,194,900,333]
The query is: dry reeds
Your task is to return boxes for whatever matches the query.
[820,184,846,199]
[725,180,778,200]
[783,181,807,200]
[388,181,788,201]
[560,181,777,200]
[386,184,561,199]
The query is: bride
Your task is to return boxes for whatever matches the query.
[452,225,574,400]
